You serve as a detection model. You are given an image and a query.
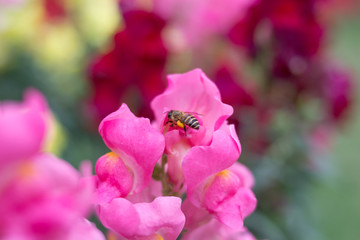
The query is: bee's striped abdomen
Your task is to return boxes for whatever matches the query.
[184,114,200,130]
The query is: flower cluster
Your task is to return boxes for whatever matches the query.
[0,90,104,240]
[227,0,353,123]
[86,1,354,238]
[94,69,257,239]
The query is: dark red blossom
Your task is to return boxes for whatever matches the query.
[228,0,323,80]
[214,65,255,108]
[88,10,167,123]
[323,67,353,122]
[43,0,67,21]
[213,64,256,129]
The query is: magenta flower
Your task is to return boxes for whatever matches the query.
[151,69,256,226]
[151,69,234,189]
[183,141,256,228]
[95,69,257,238]
[181,199,256,239]
[324,66,353,122]
[94,104,185,239]
[0,154,104,240]
[214,64,255,109]
[0,90,104,240]
[0,89,47,166]
[95,103,165,203]
[0,154,98,239]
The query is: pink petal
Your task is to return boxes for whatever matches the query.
[229,162,255,188]
[98,197,185,240]
[203,170,241,211]
[0,153,96,239]
[135,197,185,240]
[182,218,256,240]
[97,198,140,238]
[182,129,241,205]
[95,152,134,204]
[99,103,165,194]
[0,89,47,165]
[181,198,211,231]
[213,188,257,228]
[164,131,192,188]
[68,219,105,240]
[126,179,162,204]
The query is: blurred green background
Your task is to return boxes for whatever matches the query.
[310,14,360,240]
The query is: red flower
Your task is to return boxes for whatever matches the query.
[229,0,323,79]
[88,10,167,123]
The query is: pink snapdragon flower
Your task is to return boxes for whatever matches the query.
[153,69,255,228]
[94,104,185,239]
[95,103,165,203]
[0,90,104,240]
[0,154,102,240]
[182,163,256,232]
[151,69,256,227]
[95,69,257,238]
[151,69,234,189]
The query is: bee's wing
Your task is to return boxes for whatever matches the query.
[184,111,203,116]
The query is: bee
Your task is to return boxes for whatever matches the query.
[165,110,200,135]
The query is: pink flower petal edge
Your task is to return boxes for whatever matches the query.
[98,196,185,240]
[98,103,165,195]
[0,89,47,165]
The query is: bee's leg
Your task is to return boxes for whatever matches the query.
[184,126,187,136]
[166,120,176,127]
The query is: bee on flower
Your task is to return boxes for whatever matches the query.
[165,110,200,135]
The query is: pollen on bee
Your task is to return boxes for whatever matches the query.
[176,120,184,128]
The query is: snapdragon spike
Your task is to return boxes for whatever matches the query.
[95,69,257,238]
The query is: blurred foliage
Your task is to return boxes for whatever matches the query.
[309,14,360,240]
